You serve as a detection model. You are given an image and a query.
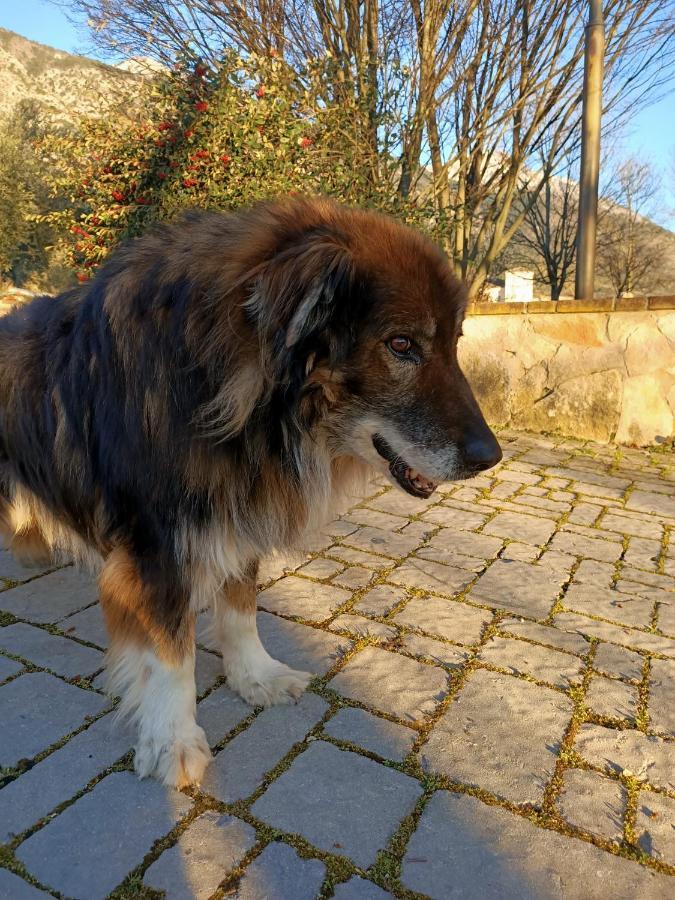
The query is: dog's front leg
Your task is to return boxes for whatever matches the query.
[212,561,312,706]
[99,548,210,788]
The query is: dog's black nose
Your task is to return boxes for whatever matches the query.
[463,432,502,472]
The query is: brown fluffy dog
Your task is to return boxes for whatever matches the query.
[0,197,500,786]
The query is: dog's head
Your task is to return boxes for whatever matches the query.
[246,199,501,496]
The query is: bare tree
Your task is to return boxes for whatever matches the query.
[597,156,665,296]
[511,157,579,300]
[60,0,675,295]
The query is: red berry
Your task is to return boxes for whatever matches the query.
[76,273,89,282]
[255,85,266,98]
[183,177,198,187]
[112,190,125,202]
[220,154,231,166]
[184,129,195,138]
[158,122,173,131]
[192,150,209,159]
[299,136,312,148]
[194,100,209,112]
[158,172,167,180]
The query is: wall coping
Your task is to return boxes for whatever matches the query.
[467,295,675,316]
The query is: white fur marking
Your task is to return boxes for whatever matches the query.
[107,644,210,787]
[215,607,311,706]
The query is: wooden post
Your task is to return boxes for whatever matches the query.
[575,0,604,300]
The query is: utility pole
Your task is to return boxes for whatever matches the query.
[575,0,604,300]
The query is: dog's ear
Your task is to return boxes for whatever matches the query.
[247,229,361,368]
[244,229,366,452]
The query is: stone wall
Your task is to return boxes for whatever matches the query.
[459,296,675,446]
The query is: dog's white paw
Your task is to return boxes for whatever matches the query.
[226,659,312,707]
[134,724,211,788]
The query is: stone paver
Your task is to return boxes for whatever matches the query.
[563,584,653,629]
[401,632,470,667]
[425,528,503,560]
[0,654,23,681]
[343,525,422,559]
[484,510,557,545]
[323,707,416,760]
[326,544,388,569]
[573,558,615,585]
[144,811,256,899]
[2,433,675,897]
[0,551,54,584]
[387,557,475,596]
[298,556,346,579]
[648,658,675,736]
[593,642,644,681]
[0,672,107,768]
[202,694,328,803]
[627,490,675,519]
[352,583,406,616]
[420,504,488,530]
[330,645,448,721]
[251,741,422,868]
[393,595,491,645]
[556,768,627,841]
[17,772,192,899]
[585,674,639,722]
[258,575,351,621]
[329,614,398,642]
[0,869,50,898]
[401,791,672,899]
[0,568,98,623]
[232,843,325,900]
[0,622,104,678]
[332,566,377,590]
[415,544,485,571]
[553,611,675,658]
[550,530,623,563]
[422,669,572,804]
[0,713,132,843]
[499,618,590,655]
[468,559,563,618]
[636,791,675,865]
[479,636,583,688]
[574,723,675,792]
[197,684,252,747]
[58,601,108,647]
[195,648,223,695]
[257,610,351,674]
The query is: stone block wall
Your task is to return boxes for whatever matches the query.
[460,296,675,446]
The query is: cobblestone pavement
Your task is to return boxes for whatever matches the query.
[1,431,674,899]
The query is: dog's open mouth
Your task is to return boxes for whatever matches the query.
[372,434,439,498]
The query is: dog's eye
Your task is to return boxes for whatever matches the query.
[387,336,413,357]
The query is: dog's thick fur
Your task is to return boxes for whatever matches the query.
[0,197,500,786]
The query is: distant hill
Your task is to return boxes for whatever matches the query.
[0,27,141,124]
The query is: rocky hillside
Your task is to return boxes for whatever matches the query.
[0,27,140,124]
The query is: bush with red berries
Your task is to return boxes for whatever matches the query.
[40,52,421,281]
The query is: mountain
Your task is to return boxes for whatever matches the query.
[0,27,140,124]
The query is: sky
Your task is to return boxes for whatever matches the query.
[3,0,674,227]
